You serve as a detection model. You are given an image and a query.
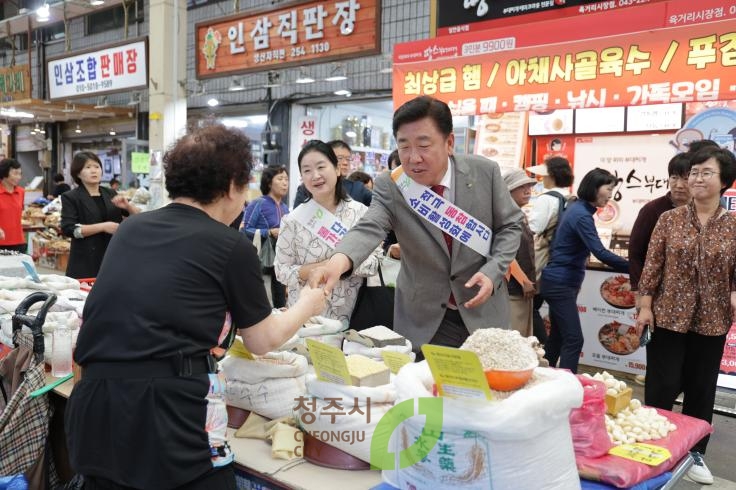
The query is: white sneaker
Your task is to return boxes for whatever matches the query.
[687,452,714,485]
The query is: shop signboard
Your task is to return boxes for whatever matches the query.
[195,0,380,78]
[47,39,148,100]
[578,269,645,376]
[572,134,672,235]
[718,324,736,389]
[0,64,31,100]
[435,0,666,36]
[394,2,736,114]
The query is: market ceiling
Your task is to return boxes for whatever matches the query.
[0,98,134,122]
[0,0,124,39]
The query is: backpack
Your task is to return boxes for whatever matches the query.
[533,191,576,281]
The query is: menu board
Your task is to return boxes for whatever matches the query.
[575,107,625,134]
[573,134,674,235]
[578,270,645,376]
[528,109,574,136]
[474,111,527,170]
[626,103,683,132]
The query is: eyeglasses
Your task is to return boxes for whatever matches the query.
[687,170,720,180]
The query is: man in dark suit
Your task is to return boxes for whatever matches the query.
[311,96,523,352]
[291,140,372,208]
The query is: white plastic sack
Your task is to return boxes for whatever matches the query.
[294,374,397,463]
[222,351,308,420]
[382,362,583,490]
[342,339,415,362]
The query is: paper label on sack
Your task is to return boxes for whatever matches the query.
[288,199,349,250]
[391,167,491,257]
[381,351,412,374]
[421,345,492,400]
[609,443,671,466]
[306,339,351,385]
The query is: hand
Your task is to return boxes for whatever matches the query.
[269,228,280,238]
[522,279,536,300]
[296,284,327,317]
[103,221,119,234]
[111,195,130,210]
[635,306,654,335]
[388,243,401,259]
[463,272,494,309]
[308,253,352,296]
[298,260,329,283]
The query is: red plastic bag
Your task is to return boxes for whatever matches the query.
[569,375,614,458]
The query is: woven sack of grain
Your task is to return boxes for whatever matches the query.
[382,362,583,490]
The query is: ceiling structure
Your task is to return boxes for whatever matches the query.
[0,0,124,39]
[0,98,134,122]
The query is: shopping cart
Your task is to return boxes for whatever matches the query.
[0,292,59,488]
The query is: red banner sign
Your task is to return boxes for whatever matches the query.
[195,0,380,78]
[393,15,736,114]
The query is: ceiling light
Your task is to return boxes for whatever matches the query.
[325,64,348,82]
[90,0,105,5]
[75,122,82,134]
[0,108,34,119]
[295,68,315,84]
[207,98,219,107]
[36,3,50,21]
[228,78,245,92]
[334,89,352,97]
[109,129,116,136]
[38,124,45,135]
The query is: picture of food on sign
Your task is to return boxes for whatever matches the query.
[600,275,635,309]
[482,147,499,157]
[487,112,504,119]
[595,201,619,225]
[485,135,498,144]
[599,321,640,355]
[484,123,501,132]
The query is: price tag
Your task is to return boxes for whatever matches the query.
[609,443,672,466]
[421,345,492,400]
[306,339,351,385]
[381,351,412,374]
[131,152,151,174]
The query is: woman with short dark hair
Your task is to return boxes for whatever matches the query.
[65,124,326,489]
[60,151,139,278]
[636,147,736,484]
[241,165,289,307]
[0,158,26,253]
[540,167,629,373]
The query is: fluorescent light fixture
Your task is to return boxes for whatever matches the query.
[90,0,105,5]
[0,108,34,119]
[334,89,352,97]
[325,64,348,82]
[36,3,50,21]
[228,79,245,92]
[295,68,315,84]
[75,122,82,134]
[38,124,45,135]
[207,98,219,107]
[109,129,116,136]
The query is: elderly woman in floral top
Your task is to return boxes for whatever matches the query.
[636,146,736,485]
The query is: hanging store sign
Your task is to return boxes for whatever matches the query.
[195,0,380,78]
[0,65,31,100]
[393,16,736,115]
[47,39,148,100]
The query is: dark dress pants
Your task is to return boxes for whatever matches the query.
[540,280,583,373]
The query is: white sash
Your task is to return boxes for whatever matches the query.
[289,199,349,250]
[391,167,492,256]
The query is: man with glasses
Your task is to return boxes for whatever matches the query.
[292,140,372,208]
